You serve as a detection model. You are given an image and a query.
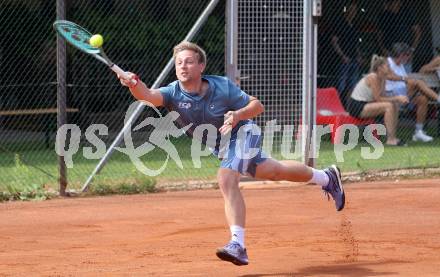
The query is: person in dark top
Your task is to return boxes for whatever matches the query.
[331,1,362,107]
[377,0,421,71]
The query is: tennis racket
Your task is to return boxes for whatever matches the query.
[53,20,136,86]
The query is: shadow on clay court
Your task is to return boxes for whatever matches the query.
[239,261,405,277]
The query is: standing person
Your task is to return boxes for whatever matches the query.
[331,0,362,107]
[119,41,345,266]
[377,0,422,71]
[348,55,409,146]
[386,43,440,142]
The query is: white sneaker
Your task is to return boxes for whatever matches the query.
[412,130,433,142]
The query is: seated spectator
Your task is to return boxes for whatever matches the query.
[386,43,440,142]
[347,55,408,146]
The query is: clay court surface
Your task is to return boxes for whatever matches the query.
[0,178,439,276]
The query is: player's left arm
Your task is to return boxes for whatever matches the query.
[234,96,264,121]
[220,96,264,135]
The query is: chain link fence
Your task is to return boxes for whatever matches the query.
[317,0,440,171]
[0,0,226,192]
[237,0,304,128]
[1,0,439,195]
[66,0,226,190]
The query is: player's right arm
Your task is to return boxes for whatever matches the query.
[119,73,164,107]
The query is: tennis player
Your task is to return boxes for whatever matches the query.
[119,41,345,266]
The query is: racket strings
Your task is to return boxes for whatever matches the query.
[54,21,99,54]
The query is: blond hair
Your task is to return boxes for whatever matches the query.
[173,41,207,64]
[369,54,387,73]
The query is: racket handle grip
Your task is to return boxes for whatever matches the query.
[111,64,138,86]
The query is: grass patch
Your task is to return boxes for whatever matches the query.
[1,183,56,202]
[0,152,57,201]
[87,176,157,196]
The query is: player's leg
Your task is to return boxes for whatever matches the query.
[255,159,345,211]
[215,137,250,266]
[217,168,245,229]
[254,158,312,181]
[215,169,249,266]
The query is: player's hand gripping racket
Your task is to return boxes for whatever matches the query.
[53,20,137,86]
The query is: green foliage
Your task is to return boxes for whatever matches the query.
[14,153,29,175]
[89,183,113,196]
[0,154,56,202]
[18,184,50,201]
[3,183,54,202]
[88,176,157,196]
[0,191,11,202]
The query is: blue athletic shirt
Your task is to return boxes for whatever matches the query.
[159,75,252,149]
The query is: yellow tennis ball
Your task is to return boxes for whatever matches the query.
[89,34,104,48]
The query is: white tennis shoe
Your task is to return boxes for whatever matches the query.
[412,130,433,142]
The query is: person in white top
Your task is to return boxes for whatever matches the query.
[348,55,408,146]
[386,43,440,142]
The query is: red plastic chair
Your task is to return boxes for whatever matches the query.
[316,87,377,144]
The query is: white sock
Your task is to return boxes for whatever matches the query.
[308,168,329,187]
[230,225,245,248]
[415,123,424,132]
